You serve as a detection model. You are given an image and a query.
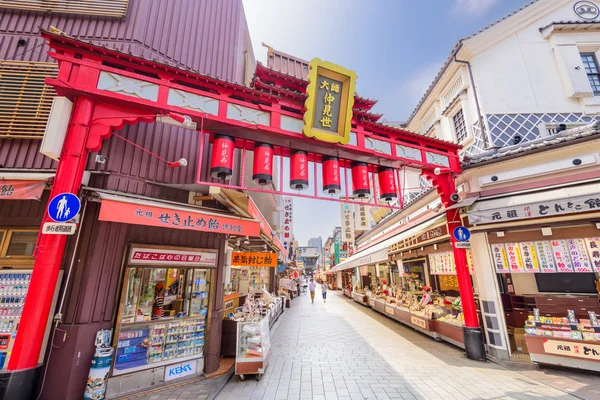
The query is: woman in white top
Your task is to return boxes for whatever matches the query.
[321,282,328,303]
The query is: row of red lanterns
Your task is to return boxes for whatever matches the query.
[209,136,397,201]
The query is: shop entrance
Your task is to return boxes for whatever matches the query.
[7,29,486,391]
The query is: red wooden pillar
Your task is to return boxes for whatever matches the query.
[8,97,95,371]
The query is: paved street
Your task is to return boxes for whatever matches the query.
[215,290,599,400]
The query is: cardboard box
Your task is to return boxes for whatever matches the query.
[513,328,529,354]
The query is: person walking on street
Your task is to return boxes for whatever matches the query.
[308,279,316,303]
[321,281,328,303]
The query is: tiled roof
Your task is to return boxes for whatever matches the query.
[405,0,541,125]
[462,121,600,167]
[540,19,600,32]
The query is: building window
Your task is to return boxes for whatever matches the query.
[0,229,38,267]
[0,61,57,139]
[580,53,600,95]
[452,109,468,143]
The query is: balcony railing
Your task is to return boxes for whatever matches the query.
[0,61,57,139]
[0,0,129,18]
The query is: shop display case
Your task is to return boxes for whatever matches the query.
[352,290,369,305]
[115,316,206,371]
[434,306,465,348]
[113,265,211,374]
[524,312,600,372]
[235,316,271,380]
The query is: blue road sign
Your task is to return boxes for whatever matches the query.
[453,226,471,242]
[48,193,81,223]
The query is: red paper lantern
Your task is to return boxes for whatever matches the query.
[210,134,234,180]
[378,166,397,201]
[322,156,341,194]
[351,162,370,198]
[252,142,274,185]
[290,150,309,190]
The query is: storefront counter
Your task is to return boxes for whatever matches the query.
[393,306,412,324]
[525,335,600,372]
[372,299,386,313]
[368,297,376,308]
[352,292,369,305]
[407,312,440,339]
[435,321,465,348]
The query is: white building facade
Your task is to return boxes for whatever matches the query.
[407,0,600,158]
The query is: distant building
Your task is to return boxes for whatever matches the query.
[308,237,323,253]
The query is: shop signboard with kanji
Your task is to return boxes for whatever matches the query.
[542,339,600,361]
[535,241,557,273]
[568,239,593,273]
[519,242,540,273]
[585,238,600,272]
[0,180,46,200]
[551,240,574,272]
[98,198,260,237]
[303,58,357,144]
[129,247,217,267]
[492,237,600,273]
[468,193,600,225]
[491,244,509,273]
[506,243,525,273]
[281,198,293,250]
[341,203,355,245]
[354,204,370,231]
[231,252,277,267]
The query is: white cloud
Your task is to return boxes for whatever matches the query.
[453,0,500,16]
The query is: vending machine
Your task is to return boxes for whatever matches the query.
[0,269,62,369]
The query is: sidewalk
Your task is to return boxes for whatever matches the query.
[216,290,596,400]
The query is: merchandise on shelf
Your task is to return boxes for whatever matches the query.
[525,315,600,341]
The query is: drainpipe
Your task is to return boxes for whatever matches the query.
[454,57,491,149]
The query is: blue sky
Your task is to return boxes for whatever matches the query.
[242,0,531,246]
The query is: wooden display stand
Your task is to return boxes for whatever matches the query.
[436,321,465,348]
[525,335,600,373]
[352,292,369,306]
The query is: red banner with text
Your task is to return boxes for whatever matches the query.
[99,199,261,236]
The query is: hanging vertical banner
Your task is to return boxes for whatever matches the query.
[568,239,593,273]
[551,240,574,272]
[505,243,524,273]
[466,249,474,274]
[340,203,355,244]
[535,241,557,273]
[281,198,293,250]
[491,244,509,273]
[354,204,371,231]
[519,242,540,273]
[585,237,600,272]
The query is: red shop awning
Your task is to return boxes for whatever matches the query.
[96,192,261,237]
[0,180,47,200]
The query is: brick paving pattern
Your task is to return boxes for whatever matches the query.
[215,290,597,400]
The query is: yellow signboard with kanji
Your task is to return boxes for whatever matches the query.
[303,58,357,144]
[231,252,277,267]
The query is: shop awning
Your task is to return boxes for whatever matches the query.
[468,182,600,225]
[331,215,445,272]
[93,190,261,237]
[210,187,287,258]
[0,171,54,200]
